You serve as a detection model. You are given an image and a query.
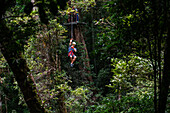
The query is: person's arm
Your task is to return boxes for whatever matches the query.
[69,38,73,46]
[73,48,77,52]
[71,46,77,52]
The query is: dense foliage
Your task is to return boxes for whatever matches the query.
[0,0,169,113]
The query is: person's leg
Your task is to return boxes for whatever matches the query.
[68,18,70,23]
[68,14,71,22]
[77,14,79,22]
[71,56,76,64]
[70,55,73,62]
[74,13,76,22]
[71,12,73,22]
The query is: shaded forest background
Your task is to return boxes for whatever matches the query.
[0,0,169,113]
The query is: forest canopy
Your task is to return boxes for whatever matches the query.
[0,0,169,113]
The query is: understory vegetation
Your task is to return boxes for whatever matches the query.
[0,0,169,113]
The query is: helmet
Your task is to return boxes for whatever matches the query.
[72,42,76,45]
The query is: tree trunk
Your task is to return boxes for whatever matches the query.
[118,84,121,100]
[159,10,170,113]
[74,25,93,82]
[152,0,159,112]
[73,24,98,102]
[0,21,46,113]
[0,92,2,113]
[5,96,7,113]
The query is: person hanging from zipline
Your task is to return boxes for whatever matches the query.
[74,7,79,22]
[67,6,79,23]
[68,38,77,67]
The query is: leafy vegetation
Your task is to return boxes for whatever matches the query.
[0,0,169,113]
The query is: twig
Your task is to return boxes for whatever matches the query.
[1,15,24,20]
[105,19,115,27]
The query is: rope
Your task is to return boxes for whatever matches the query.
[70,12,73,39]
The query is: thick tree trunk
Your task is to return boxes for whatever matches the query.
[74,25,93,82]
[159,14,170,113]
[152,0,159,112]
[73,24,98,102]
[158,1,170,112]
[0,21,46,113]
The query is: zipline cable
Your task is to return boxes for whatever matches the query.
[71,13,73,39]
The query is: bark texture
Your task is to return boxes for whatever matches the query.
[74,24,93,82]
[0,21,46,113]
[159,16,170,113]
